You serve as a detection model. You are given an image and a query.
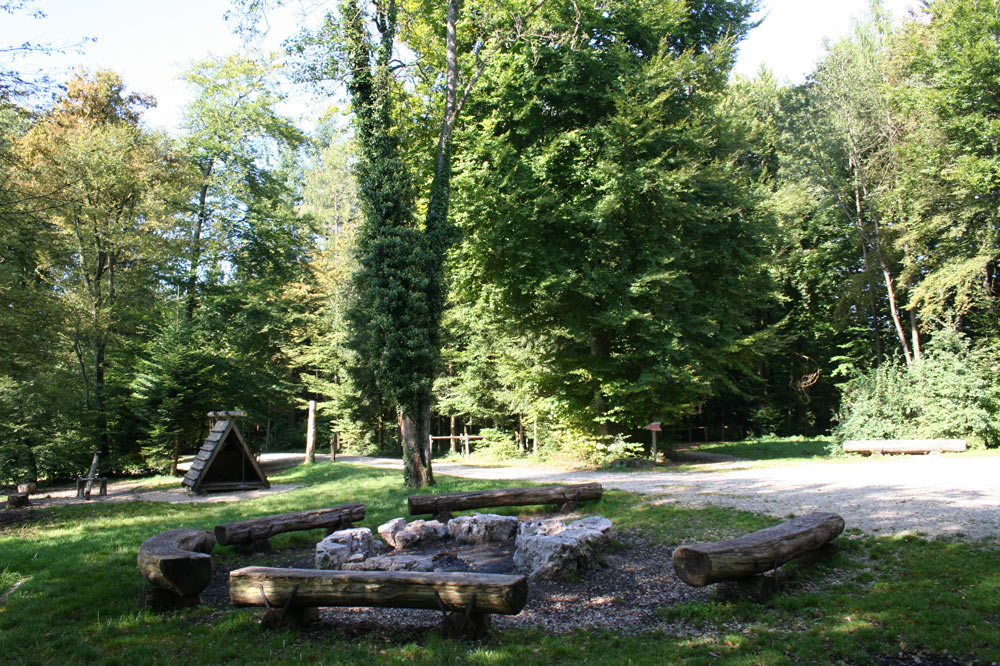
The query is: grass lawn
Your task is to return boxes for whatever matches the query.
[1,462,998,665]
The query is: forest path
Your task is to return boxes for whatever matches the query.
[334,453,1000,541]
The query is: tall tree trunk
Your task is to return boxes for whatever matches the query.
[169,436,179,476]
[186,168,212,320]
[449,414,457,454]
[852,160,911,365]
[92,336,109,455]
[517,414,525,454]
[399,408,434,489]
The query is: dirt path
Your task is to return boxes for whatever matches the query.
[335,454,1000,541]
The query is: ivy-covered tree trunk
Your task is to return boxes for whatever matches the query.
[398,408,434,487]
[342,0,436,488]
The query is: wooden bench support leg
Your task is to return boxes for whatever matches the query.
[236,538,273,555]
[258,584,318,629]
[557,500,578,514]
[142,585,201,611]
[435,590,490,640]
[433,511,453,524]
[715,573,781,603]
[324,522,354,536]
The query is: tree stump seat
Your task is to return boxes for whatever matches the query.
[672,512,845,600]
[75,477,107,498]
[137,528,216,610]
[407,483,603,522]
[7,493,29,509]
[229,566,528,639]
[214,504,366,554]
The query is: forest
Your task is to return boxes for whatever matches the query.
[1,0,998,487]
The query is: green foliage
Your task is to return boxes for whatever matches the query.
[693,435,833,462]
[451,0,763,442]
[130,314,212,473]
[471,427,520,461]
[834,329,999,449]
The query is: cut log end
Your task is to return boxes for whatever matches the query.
[137,528,216,601]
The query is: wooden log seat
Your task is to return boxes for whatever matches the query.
[214,504,366,554]
[7,492,29,509]
[843,439,967,454]
[137,528,216,610]
[672,512,845,590]
[229,566,528,638]
[407,483,603,522]
[75,477,107,498]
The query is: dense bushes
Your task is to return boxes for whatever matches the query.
[834,330,999,450]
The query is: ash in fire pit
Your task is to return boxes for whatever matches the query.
[314,513,614,580]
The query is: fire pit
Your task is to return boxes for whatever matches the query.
[315,513,614,580]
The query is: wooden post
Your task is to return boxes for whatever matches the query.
[651,430,658,463]
[463,429,470,460]
[83,450,100,500]
[532,418,538,457]
[304,400,316,464]
[428,434,434,459]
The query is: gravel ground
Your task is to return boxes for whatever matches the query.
[336,454,1000,541]
[14,453,999,541]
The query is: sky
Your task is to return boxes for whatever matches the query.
[2,0,921,134]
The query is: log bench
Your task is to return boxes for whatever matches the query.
[76,477,107,498]
[407,483,603,522]
[843,439,967,454]
[229,566,527,638]
[137,528,216,610]
[215,504,365,554]
[672,512,845,600]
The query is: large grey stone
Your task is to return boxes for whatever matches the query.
[392,519,448,550]
[447,513,519,544]
[513,516,613,580]
[341,554,435,572]
[316,527,385,569]
[567,516,614,536]
[377,517,407,549]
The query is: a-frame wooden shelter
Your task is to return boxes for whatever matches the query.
[182,411,269,494]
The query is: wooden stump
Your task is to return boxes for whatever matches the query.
[672,512,845,587]
[7,493,28,509]
[16,483,36,495]
[137,528,215,610]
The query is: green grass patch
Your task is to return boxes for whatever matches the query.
[1,461,997,665]
[686,436,832,462]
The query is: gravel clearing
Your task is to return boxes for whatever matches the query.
[337,454,1000,541]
